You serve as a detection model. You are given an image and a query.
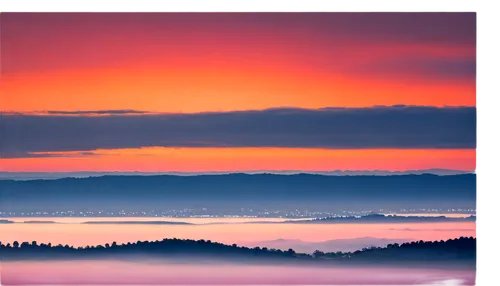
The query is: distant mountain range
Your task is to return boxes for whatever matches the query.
[0,173,476,213]
[0,169,474,180]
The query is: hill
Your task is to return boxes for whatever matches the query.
[0,173,476,212]
[0,237,476,266]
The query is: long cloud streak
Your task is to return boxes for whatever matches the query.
[0,106,476,158]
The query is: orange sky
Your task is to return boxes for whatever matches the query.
[0,13,476,172]
[0,221,476,247]
[0,63,475,113]
[0,147,475,172]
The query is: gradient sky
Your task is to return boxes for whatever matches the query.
[0,13,476,172]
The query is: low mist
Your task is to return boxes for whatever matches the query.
[0,259,476,285]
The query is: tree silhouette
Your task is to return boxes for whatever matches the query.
[0,237,476,265]
[313,250,325,258]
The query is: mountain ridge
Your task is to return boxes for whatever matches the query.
[0,173,476,212]
[0,169,474,180]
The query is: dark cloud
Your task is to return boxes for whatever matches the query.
[0,106,476,158]
[0,151,102,158]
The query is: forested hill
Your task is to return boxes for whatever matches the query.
[0,174,476,211]
[0,237,476,265]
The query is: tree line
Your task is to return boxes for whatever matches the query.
[0,236,475,263]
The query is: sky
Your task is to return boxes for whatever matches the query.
[0,220,476,247]
[0,13,476,172]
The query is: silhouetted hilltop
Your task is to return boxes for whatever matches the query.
[0,237,475,266]
[288,213,477,224]
[0,174,476,212]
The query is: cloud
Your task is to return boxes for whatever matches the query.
[0,106,476,158]
[0,150,103,159]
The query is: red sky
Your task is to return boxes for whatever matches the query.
[0,13,476,172]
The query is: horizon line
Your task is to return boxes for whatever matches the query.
[0,169,476,174]
[0,105,477,116]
